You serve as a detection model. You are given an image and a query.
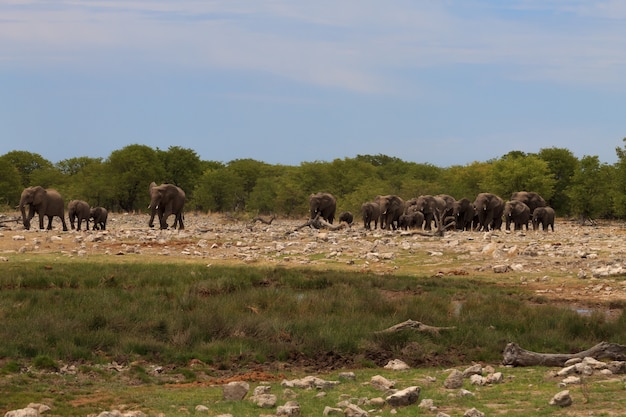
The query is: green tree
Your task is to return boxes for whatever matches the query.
[440,162,493,200]
[566,156,613,222]
[0,158,22,208]
[612,138,626,218]
[537,147,579,214]
[193,168,244,212]
[105,145,166,212]
[0,150,54,188]
[156,146,205,200]
[481,153,555,200]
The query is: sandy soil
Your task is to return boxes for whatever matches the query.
[2,211,626,313]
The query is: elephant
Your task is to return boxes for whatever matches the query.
[148,182,186,230]
[436,194,456,219]
[360,201,381,230]
[398,211,424,230]
[375,195,405,230]
[452,198,476,231]
[504,200,531,231]
[90,206,108,230]
[511,191,547,215]
[19,186,68,231]
[68,200,91,231]
[406,195,447,230]
[338,211,354,225]
[473,192,504,231]
[532,206,555,232]
[309,192,337,224]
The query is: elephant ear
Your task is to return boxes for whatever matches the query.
[33,188,46,206]
[149,182,157,191]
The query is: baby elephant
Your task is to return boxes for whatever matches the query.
[68,200,91,231]
[338,211,354,225]
[532,206,555,232]
[90,207,108,230]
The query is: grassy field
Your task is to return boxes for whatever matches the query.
[1,257,626,416]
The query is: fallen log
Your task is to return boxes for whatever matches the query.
[252,215,276,225]
[292,216,349,232]
[502,341,626,367]
[0,216,20,225]
[376,319,456,335]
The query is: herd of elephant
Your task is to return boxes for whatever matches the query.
[17,182,186,232]
[309,191,555,232]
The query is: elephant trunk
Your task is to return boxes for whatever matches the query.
[19,199,30,229]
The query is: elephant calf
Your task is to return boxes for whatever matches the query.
[90,207,108,230]
[532,206,555,232]
[68,200,91,231]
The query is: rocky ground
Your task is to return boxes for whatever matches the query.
[3,212,626,416]
[2,211,626,312]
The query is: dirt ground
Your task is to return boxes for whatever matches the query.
[2,211,626,314]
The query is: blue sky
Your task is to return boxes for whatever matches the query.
[1,1,625,167]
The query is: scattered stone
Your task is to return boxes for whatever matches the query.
[222,381,250,401]
[443,369,464,389]
[549,390,573,407]
[385,386,420,407]
[384,359,410,370]
[463,408,485,417]
[276,400,301,416]
[370,375,395,391]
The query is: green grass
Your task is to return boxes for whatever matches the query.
[1,260,626,415]
[1,261,625,368]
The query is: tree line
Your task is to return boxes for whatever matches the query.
[2,141,626,221]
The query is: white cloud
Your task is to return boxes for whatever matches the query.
[1,1,626,92]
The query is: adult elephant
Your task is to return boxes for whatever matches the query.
[375,195,405,230]
[90,206,108,230]
[19,186,68,231]
[511,191,547,214]
[436,194,456,219]
[406,195,447,230]
[309,192,337,224]
[453,198,476,231]
[473,193,504,231]
[360,201,380,230]
[504,200,531,231]
[148,182,186,230]
[68,200,91,231]
[532,206,555,232]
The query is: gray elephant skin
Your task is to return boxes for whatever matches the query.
[399,211,424,230]
[19,186,68,231]
[473,192,504,231]
[68,199,91,231]
[360,201,380,230]
[148,182,186,230]
[532,206,555,231]
[309,192,337,224]
[406,195,447,230]
[375,195,405,230]
[453,198,476,231]
[90,206,108,230]
[504,200,531,231]
[511,191,547,214]
[338,211,354,225]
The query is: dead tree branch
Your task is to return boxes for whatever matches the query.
[376,319,456,335]
[252,215,276,225]
[291,215,350,232]
[502,341,626,367]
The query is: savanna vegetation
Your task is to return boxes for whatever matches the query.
[2,140,626,221]
[2,260,626,416]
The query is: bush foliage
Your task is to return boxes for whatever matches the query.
[3,140,626,220]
